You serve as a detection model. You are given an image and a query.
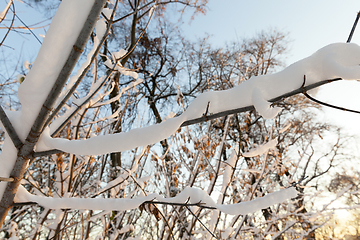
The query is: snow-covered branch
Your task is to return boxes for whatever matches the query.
[0,0,107,227]
[37,43,360,156]
[14,185,298,216]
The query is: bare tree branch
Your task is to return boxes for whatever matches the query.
[0,105,22,149]
[347,11,360,43]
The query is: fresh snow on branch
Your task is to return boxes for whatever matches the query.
[38,42,360,156]
[56,16,108,105]
[221,149,238,192]
[18,0,95,139]
[14,185,298,216]
[243,139,278,157]
[0,0,96,201]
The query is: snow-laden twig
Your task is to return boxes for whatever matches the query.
[14,185,298,216]
[31,76,343,159]
[0,0,107,226]
[36,43,360,157]
[242,139,277,157]
[180,77,342,127]
[44,5,117,131]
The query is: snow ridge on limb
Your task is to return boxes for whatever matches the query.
[18,0,96,139]
[0,0,107,226]
[252,88,281,119]
[38,43,360,156]
[243,139,278,157]
[15,185,298,216]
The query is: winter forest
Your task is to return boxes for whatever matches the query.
[1,0,360,239]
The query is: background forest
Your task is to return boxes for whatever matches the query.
[0,0,360,239]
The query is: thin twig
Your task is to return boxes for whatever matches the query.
[303,91,360,114]
[0,105,23,149]
[152,203,176,240]
[119,0,159,65]
[302,76,360,114]
[143,200,217,209]
[185,205,219,240]
[203,101,210,117]
[8,7,42,45]
[289,176,308,188]
[0,1,16,47]
[347,11,360,43]
[0,0,13,23]
[50,67,114,137]
[0,177,14,182]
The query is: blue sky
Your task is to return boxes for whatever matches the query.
[180,0,360,64]
[0,1,51,64]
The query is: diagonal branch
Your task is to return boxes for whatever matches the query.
[44,0,120,133]
[301,75,360,114]
[303,91,360,114]
[0,1,15,48]
[32,77,344,158]
[0,106,23,149]
[0,0,107,227]
[28,0,106,143]
[180,77,342,127]
[347,11,360,43]
[186,205,219,239]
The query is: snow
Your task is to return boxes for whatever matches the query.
[0,0,95,201]
[18,0,95,139]
[242,139,278,157]
[112,49,128,59]
[221,149,237,192]
[14,185,298,215]
[56,15,107,108]
[38,43,360,156]
[91,78,143,108]
[252,87,282,119]
[148,6,156,17]
[279,122,291,133]
[23,60,31,70]
[102,8,113,19]
[119,225,135,234]
[0,111,24,201]
[40,116,185,155]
